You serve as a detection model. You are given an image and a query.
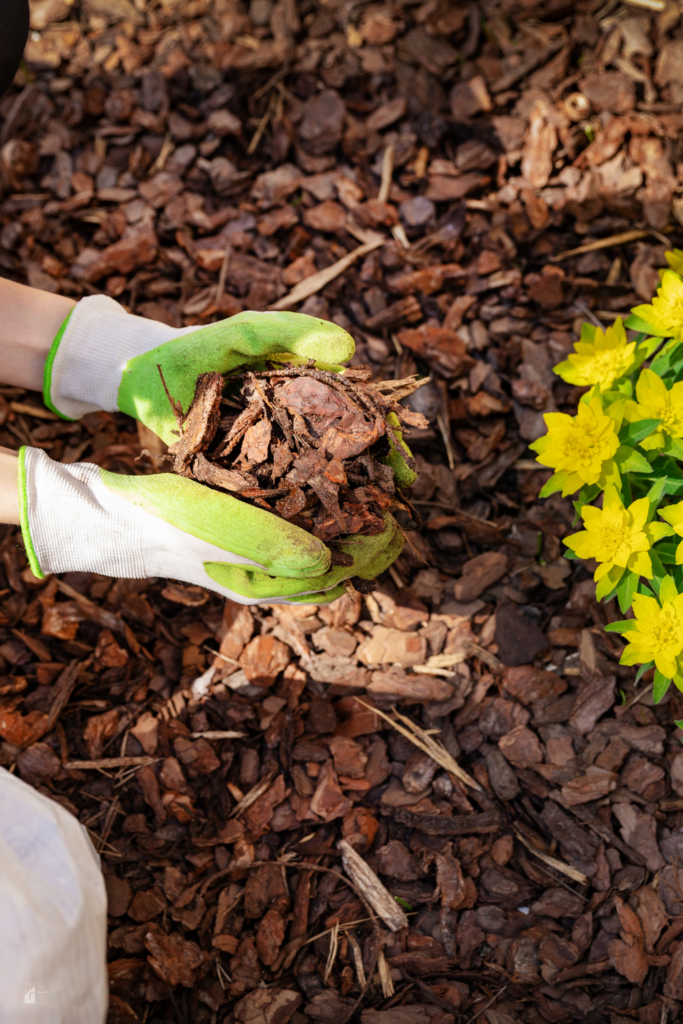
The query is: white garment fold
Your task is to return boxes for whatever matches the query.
[0,768,108,1023]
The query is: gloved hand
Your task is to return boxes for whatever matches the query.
[44,296,354,441]
[36,297,407,603]
[19,448,404,604]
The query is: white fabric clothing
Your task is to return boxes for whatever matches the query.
[0,768,108,1023]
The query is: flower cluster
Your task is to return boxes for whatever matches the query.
[534,248,683,705]
[529,395,620,495]
[564,486,671,600]
[554,318,636,391]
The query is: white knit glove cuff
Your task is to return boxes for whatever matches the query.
[46,295,196,420]
[20,448,271,605]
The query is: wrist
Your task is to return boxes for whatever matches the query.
[0,279,75,392]
[0,449,19,525]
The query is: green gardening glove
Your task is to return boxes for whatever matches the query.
[44,300,354,442]
[204,512,404,604]
[19,446,405,604]
[39,299,408,603]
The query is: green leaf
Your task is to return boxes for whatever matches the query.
[666,438,683,461]
[563,548,579,560]
[625,313,668,336]
[650,551,667,586]
[614,445,652,474]
[636,333,660,354]
[579,484,601,504]
[616,379,634,398]
[647,476,668,508]
[616,570,639,613]
[656,541,679,565]
[621,473,633,506]
[394,896,412,910]
[635,661,654,684]
[596,565,625,602]
[605,619,638,633]
[639,580,657,598]
[602,389,628,405]
[650,337,682,376]
[620,419,661,446]
[653,670,671,704]
[636,334,665,362]
[599,583,621,605]
[539,472,567,499]
[660,573,678,603]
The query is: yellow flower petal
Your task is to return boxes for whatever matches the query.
[628,551,652,578]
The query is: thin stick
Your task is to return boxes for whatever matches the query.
[436,412,455,470]
[269,239,384,310]
[338,838,408,932]
[247,90,276,155]
[191,730,246,740]
[462,640,503,671]
[64,756,158,770]
[357,699,483,793]
[45,659,80,735]
[157,364,185,431]
[301,916,375,949]
[466,985,508,1024]
[215,241,232,304]
[573,299,603,328]
[514,829,589,885]
[229,770,277,818]
[323,922,340,983]
[202,643,241,666]
[619,682,654,711]
[148,133,174,176]
[392,222,410,249]
[549,229,648,263]
[346,930,367,988]
[378,144,394,204]
[97,795,120,852]
[377,946,394,997]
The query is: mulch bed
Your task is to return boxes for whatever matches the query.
[2,1,683,1022]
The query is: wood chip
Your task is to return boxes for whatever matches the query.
[338,838,408,932]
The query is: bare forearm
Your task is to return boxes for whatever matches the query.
[0,278,75,391]
[0,278,72,524]
[0,449,19,525]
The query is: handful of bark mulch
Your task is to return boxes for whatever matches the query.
[155,362,429,568]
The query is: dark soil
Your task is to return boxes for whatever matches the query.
[1,2,683,1023]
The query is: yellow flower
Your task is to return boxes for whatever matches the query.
[630,269,683,339]
[658,502,683,563]
[665,249,683,276]
[623,368,683,450]
[530,394,619,496]
[621,577,683,678]
[564,487,669,591]
[554,318,635,390]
